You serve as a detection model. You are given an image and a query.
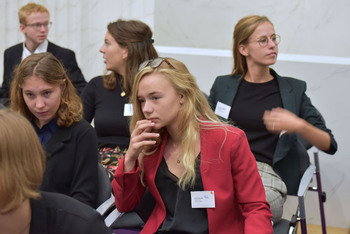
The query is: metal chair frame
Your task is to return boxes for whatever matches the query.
[274,147,327,234]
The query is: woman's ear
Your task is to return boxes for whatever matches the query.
[122,47,128,60]
[239,44,249,57]
[179,94,184,105]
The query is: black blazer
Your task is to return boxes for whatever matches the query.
[1,41,87,98]
[208,69,337,194]
[40,119,99,208]
[30,192,111,234]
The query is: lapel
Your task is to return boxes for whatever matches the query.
[273,72,297,165]
[44,125,72,159]
[199,126,209,173]
[13,44,23,66]
[222,75,240,106]
[7,44,23,72]
[47,41,60,56]
[47,41,55,53]
[276,73,297,115]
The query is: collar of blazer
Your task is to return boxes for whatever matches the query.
[43,123,74,159]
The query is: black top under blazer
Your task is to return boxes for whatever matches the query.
[208,69,337,194]
[30,192,111,234]
[1,41,87,98]
[40,119,99,208]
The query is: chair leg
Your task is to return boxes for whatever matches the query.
[314,152,327,234]
[298,196,308,234]
[300,219,307,234]
[288,214,298,234]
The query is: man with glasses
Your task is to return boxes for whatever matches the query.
[0,3,86,104]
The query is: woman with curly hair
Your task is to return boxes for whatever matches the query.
[10,52,98,208]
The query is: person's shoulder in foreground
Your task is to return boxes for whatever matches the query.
[30,191,111,234]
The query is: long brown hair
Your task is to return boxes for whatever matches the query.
[10,52,83,127]
[103,19,158,96]
[231,15,272,76]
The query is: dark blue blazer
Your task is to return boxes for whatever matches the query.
[1,41,86,99]
[40,119,99,208]
[208,69,337,194]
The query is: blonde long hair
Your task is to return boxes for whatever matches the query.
[130,58,221,189]
[0,109,45,213]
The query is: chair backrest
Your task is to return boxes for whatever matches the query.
[96,164,112,207]
[110,188,154,229]
[276,135,311,195]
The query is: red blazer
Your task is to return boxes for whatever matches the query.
[113,124,273,234]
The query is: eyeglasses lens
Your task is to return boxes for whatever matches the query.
[150,58,165,69]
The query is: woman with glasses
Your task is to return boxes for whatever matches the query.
[112,57,273,233]
[208,15,337,224]
[81,19,158,181]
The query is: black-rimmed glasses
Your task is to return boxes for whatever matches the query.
[138,57,175,71]
[25,22,52,31]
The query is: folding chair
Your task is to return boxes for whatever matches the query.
[97,187,154,233]
[273,146,327,234]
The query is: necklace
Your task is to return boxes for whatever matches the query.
[165,139,183,165]
[120,91,126,97]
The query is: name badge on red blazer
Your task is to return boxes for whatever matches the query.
[190,191,215,208]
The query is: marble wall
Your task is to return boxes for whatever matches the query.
[0,0,155,83]
[154,0,350,228]
[1,0,349,229]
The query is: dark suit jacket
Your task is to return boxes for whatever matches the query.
[40,119,99,208]
[208,69,337,194]
[1,41,86,99]
[30,192,111,234]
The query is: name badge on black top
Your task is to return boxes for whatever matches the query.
[191,191,215,208]
[124,104,133,116]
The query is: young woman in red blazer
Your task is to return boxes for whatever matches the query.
[112,57,273,233]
